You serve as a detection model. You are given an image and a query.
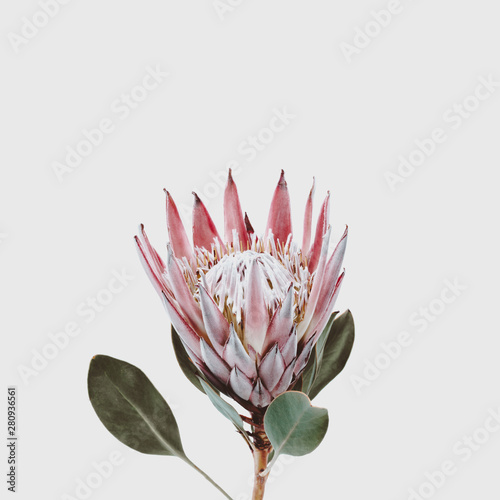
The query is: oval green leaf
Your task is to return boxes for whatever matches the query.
[308,310,355,400]
[296,312,338,394]
[264,391,329,459]
[88,354,185,457]
[88,355,235,499]
[315,312,339,361]
[300,347,319,395]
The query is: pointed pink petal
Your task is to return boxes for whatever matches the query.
[192,192,223,250]
[262,284,294,354]
[315,227,348,318]
[139,224,166,275]
[135,225,171,296]
[297,226,331,341]
[166,245,205,334]
[198,283,230,353]
[243,260,269,354]
[294,335,315,376]
[307,192,330,273]
[249,379,272,408]
[303,272,345,345]
[178,338,203,366]
[200,338,231,384]
[165,190,192,261]
[266,170,292,244]
[223,169,249,247]
[192,361,227,394]
[302,178,315,253]
[135,235,165,295]
[280,326,297,366]
[271,361,295,397]
[161,292,202,358]
[258,344,285,391]
[229,366,254,401]
[247,344,258,362]
[223,325,257,379]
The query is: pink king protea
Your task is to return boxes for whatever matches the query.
[135,170,347,413]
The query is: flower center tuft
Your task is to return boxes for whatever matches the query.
[203,250,295,324]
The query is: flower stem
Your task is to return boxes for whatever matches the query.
[252,447,270,500]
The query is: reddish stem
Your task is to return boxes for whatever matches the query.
[251,447,270,500]
[250,413,271,500]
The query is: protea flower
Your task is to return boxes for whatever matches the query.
[135,170,347,414]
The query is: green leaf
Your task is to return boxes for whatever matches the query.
[298,312,339,395]
[308,310,355,400]
[198,379,253,448]
[199,379,244,430]
[171,326,206,394]
[264,391,329,462]
[290,373,303,392]
[88,355,234,499]
[300,347,318,395]
[88,355,185,456]
[315,312,339,362]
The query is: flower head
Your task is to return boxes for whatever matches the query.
[136,170,347,412]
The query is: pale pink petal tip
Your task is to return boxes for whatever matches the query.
[200,338,230,384]
[258,344,285,391]
[166,245,205,334]
[302,177,315,254]
[243,260,269,354]
[165,190,193,261]
[135,226,167,295]
[198,283,230,352]
[223,169,248,247]
[161,292,202,358]
[229,367,253,400]
[250,379,272,408]
[307,191,330,272]
[192,192,223,249]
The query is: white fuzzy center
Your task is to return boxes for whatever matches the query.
[203,250,294,323]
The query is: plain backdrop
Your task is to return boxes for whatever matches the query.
[1,1,499,499]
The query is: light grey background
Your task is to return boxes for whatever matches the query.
[1,1,499,499]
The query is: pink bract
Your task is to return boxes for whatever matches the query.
[135,170,347,412]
